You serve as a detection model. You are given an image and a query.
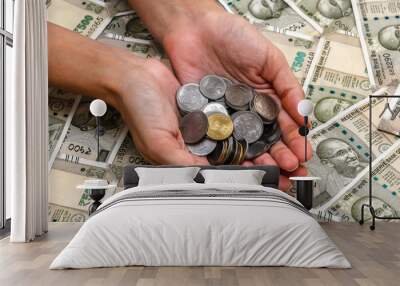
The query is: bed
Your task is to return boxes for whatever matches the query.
[50,165,351,269]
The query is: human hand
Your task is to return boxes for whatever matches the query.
[161,10,312,189]
[113,56,210,165]
[48,23,208,166]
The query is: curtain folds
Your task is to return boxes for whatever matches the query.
[8,0,48,242]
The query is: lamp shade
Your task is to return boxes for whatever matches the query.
[90,99,107,117]
[297,99,314,117]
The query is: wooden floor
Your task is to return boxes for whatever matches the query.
[0,223,399,286]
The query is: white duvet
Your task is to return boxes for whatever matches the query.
[50,183,351,269]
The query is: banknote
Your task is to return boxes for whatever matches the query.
[352,0,400,88]
[50,135,144,217]
[97,36,162,59]
[319,140,400,222]
[47,0,116,39]
[49,203,89,222]
[99,12,152,41]
[48,89,81,169]
[303,33,372,128]
[58,98,128,164]
[107,0,133,16]
[97,11,165,59]
[218,0,320,38]
[260,30,318,84]
[109,134,148,189]
[306,89,399,208]
[50,157,118,214]
[284,0,358,35]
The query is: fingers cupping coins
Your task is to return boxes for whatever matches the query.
[177,75,281,165]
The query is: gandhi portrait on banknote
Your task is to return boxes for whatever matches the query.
[316,0,352,20]
[314,97,353,123]
[311,138,368,206]
[248,0,288,20]
[378,25,400,51]
[317,138,368,178]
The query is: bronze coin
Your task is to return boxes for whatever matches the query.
[251,92,279,123]
[179,111,208,144]
[225,84,254,110]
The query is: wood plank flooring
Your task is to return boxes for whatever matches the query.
[0,222,399,286]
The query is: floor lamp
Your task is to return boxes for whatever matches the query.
[359,95,400,230]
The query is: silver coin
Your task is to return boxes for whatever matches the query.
[225,84,254,110]
[245,140,271,160]
[177,83,208,113]
[199,75,227,100]
[202,102,229,116]
[187,138,217,156]
[245,127,281,159]
[232,111,264,144]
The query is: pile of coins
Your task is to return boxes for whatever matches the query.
[177,75,281,165]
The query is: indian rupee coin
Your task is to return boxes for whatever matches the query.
[202,102,229,116]
[225,84,254,111]
[199,75,227,100]
[207,113,234,141]
[179,111,208,144]
[232,111,264,143]
[208,139,229,165]
[176,83,208,113]
[187,138,217,156]
[251,92,279,123]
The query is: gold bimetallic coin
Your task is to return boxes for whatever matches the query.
[207,114,233,141]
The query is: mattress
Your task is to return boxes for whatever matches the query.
[50,183,351,269]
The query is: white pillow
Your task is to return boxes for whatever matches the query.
[135,167,201,186]
[200,169,266,185]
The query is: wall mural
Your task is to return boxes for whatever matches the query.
[47,0,400,223]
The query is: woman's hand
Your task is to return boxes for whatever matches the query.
[48,23,208,166]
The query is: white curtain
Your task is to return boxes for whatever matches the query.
[7,0,48,242]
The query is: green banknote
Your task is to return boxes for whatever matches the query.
[319,140,400,222]
[59,98,128,164]
[99,12,152,41]
[304,33,371,128]
[109,134,148,189]
[284,0,357,35]
[49,157,118,219]
[352,0,400,88]
[47,0,116,39]
[260,29,318,84]
[306,87,399,208]
[218,0,320,38]
[48,89,81,169]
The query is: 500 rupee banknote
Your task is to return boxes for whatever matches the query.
[306,86,399,208]
[283,0,358,35]
[315,140,400,222]
[303,33,371,128]
[218,0,320,38]
[352,0,400,88]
